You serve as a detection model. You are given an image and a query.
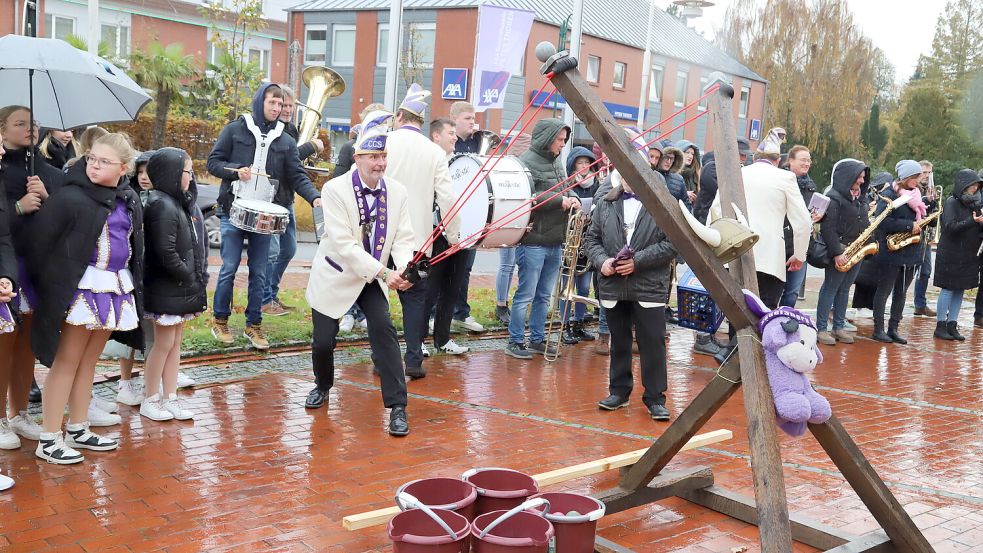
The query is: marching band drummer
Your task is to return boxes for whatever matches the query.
[304,111,417,437]
[206,83,322,350]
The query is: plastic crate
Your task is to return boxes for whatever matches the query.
[676,268,724,333]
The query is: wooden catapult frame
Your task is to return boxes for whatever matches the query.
[535,47,934,553]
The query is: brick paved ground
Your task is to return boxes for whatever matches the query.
[3,263,982,551]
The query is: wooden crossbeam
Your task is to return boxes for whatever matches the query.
[340,429,731,531]
[596,466,714,515]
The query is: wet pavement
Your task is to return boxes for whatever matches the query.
[3,278,983,551]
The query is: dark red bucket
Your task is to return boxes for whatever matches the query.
[397,478,479,522]
[388,507,471,553]
[462,468,538,517]
[528,492,605,553]
[470,509,554,553]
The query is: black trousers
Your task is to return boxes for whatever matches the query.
[976,265,983,318]
[425,236,470,348]
[311,283,407,408]
[872,265,916,331]
[607,302,667,407]
[398,278,429,369]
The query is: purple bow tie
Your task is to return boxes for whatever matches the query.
[622,191,637,200]
[363,187,382,197]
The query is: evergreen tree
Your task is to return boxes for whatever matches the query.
[860,103,888,161]
[887,87,976,183]
[926,0,983,101]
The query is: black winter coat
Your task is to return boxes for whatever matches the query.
[519,118,575,246]
[26,161,144,367]
[1,145,67,254]
[783,173,818,257]
[584,185,677,303]
[144,149,208,316]
[332,139,355,179]
[819,160,870,258]
[693,153,717,224]
[282,121,319,163]
[934,169,983,290]
[0,180,16,290]
[873,185,924,267]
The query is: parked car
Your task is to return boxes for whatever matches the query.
[195,182,221,249]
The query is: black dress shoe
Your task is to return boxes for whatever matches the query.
[665,307,679,325]
[598,395,629,411]
[28,378,41,403]
[388,406,409,436]
[871,330,893,343]
[572,322,596,341]
[305,388,329,409]
[887,330,907,344]
[648,404,671,421]
[561,326,580,345]
[405,366,426,380]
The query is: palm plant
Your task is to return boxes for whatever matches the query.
[129,42,197,148]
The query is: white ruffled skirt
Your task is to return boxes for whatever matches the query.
[65,266,139,331]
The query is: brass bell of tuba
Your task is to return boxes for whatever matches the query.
[296,66,346,173]
[476,130,502,156]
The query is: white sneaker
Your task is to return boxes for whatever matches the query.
[162,394,194,420]
[90,395,119,414]
[140,394,174,422]
[0,470,13,491]
[176,372,196,388]
[339,314,356,333]
[452,316,484,332]
[356,318,368,330]
[65,422,118,451]
[842,321,858,332]
[421,344,431,358]
[855,308,874,319]
[36,432,83,464]
[0,419,21,450]
[87,404,122,427]
[116,381,144,407]
[438,339,470,355]
[9,412,41,441]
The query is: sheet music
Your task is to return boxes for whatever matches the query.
[313,205,326,239]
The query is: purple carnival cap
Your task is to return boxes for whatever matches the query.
[354,110,393,154]
[399,83,431,118]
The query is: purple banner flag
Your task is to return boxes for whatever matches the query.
[472,5,535,112]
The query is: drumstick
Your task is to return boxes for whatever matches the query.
[226,167,273,178]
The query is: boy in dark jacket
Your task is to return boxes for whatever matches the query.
[559,146,600,344]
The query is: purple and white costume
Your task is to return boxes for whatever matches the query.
[65,198,139,331]
[0,301,13,334]
[144,311,197,326]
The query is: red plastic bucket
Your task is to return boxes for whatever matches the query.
[397,478,479,522]
[388,507,471,553]
[528,492,605,553]
[462,468,538,517]
[470,503,554,553]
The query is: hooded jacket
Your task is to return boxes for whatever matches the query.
[519,118,575,246]
[143,148,208,316]
[675,140,701,193]
[652,143,692,211]
[0,180,16,293]
[565,146,600,200]
[206,83,320,214]
[38,129,77,171]
[132,150,156,207]
[933,169,983,290]
[583,183,677,303]
[1,145,67,254]
[26,160,145,367]
[819,160,870,259]
[694,151,717,223]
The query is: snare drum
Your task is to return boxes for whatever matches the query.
[229,198,289,234]
[448,154,534,248]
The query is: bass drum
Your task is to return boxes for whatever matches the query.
[448,154,533,248]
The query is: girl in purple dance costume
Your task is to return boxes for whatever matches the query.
[138,148,207,422]
[27,133,145,465]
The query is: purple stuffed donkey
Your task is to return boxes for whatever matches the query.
[744,291,832,436]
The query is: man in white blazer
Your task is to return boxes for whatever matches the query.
[385,84,463,377]
[711,127,812,309]
[305,110,416,436]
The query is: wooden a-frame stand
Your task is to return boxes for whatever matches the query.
[536,47,933,553]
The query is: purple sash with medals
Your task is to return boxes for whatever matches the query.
[351,170,388,261]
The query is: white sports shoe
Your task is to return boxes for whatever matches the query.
[438,340,470,355]
[356,318,368,330]
[86,405,122,427]
[162,394,194,421]
[65,422,118,451]
[0,470,13,491]
[421,344,431,358]
[0,419,21,450]
[176,372,196,388]
[36,432,83,464]
[116,381,144,407]
[452,316,484,332]
[90,396,119,414]
[339,314,356,333]
[9,412,42,441]
[140,394,174,422]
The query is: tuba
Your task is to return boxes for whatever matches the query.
[476,130,502,156]
[296,66,346,175]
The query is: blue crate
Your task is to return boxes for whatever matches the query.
[676,268,724,333]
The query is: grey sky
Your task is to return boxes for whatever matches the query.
[657,0,950,83]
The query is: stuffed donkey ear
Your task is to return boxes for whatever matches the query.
[813,342,824,365]
[743,289,769,318]
[781,319,799,334]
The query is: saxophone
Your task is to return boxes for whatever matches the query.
[837,195,911,272]
[886,209,941,251]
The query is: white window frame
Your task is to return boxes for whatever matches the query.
[331,24,356,67]
[586,55,601,84]
[407,22,436,68]
[739,86,750,118]
[248,47,271,79]
[613,61,627,89]
[675,70,688,107]
[45,14,76,41]
[376,23,389,67]
[648,65,664,103]
[101,23,130,59]
[304,24,328,64]
[698,76,709,111]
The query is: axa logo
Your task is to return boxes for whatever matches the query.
[443,83,463,98]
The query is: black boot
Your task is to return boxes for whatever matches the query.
[947,321,966,341]
[871,320,892,343]
[495,304,510,325]
[562,324,581,345]
[665,306,679,325]
[975,315,983,328]
[572,321,596,341]
[28,378,41,403]
[934,321,955,340]
[887,327,907,344]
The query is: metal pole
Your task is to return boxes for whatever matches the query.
[384,0,404,110]
[88,0,99,56]
[637,0,655,128]
[561,0,583,160]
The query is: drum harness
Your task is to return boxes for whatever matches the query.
[236,115,285,204]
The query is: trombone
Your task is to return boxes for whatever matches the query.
[544,208,598,362]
